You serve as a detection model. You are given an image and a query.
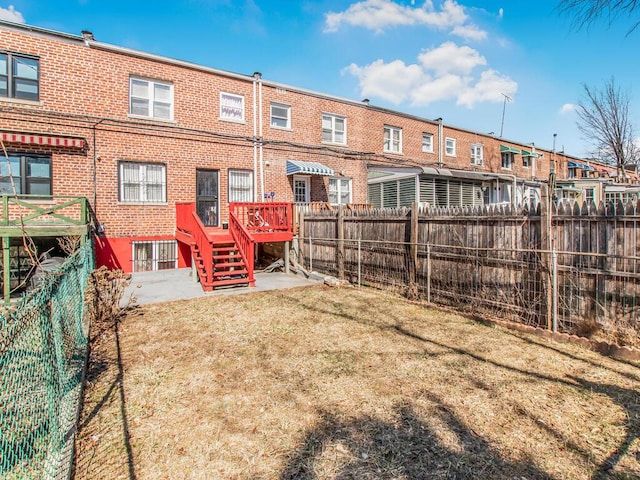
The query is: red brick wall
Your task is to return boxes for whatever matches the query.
[0,23,564,271]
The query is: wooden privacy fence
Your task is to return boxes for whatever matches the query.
[296,198,640,346]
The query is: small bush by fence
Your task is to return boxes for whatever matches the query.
[0,241,94,480]
[297,200,640,347]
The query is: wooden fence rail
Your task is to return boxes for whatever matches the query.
[297,197,640,346]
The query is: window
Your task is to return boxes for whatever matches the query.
[322,114,346,144]
[585,188,595,204]
[119,162,167,203]
[129,77,173,121]
[522,154,530,168]
[422,133,433,153]
[383,126,402,153]
[471,144,483,165]
[0,53,39,101]
[220,92,244,122]
[501,152,514,170]
[0,155,51,195]
[133,240,177,272]
[329,177,352,205]
[445,138,456,157]
[228,169,253,202]
[271,102,291,129]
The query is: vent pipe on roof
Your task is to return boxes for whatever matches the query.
[81,30,94,41]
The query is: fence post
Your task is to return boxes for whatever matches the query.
[298,209,305,269]
[409,202,418,295]
[552,248,558,332]
[357,237,361,287]
[426,243,431,303]
[337,205,345,280]
[541,184,553,330]
[309,237,313,272]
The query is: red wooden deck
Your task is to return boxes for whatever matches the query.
[175,202,294,291]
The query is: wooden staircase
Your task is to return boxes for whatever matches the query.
[191,239,250,290]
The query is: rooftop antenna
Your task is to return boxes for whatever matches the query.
[499,93,511,137]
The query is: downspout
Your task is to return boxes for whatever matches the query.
[437,117,443,168]
[252,73,259,202]
[531,143,537,180]
[257,72,265,202]
[92,118,104,219]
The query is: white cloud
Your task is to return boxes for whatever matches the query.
[324,0,486,40]
[451,24,487,41]
[344,59,424,103]
[0,5,24,23]
[498,8,504,19]
[456,69,517,107]
[418,42,486,75]
[345,42,517,108]
[559,103,577,114]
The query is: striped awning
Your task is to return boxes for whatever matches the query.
[286,160,334,176]
[568,160,595,171]
[0,131,85,149]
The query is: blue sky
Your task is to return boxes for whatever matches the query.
[1,0,637,158]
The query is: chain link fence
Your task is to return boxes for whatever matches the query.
[0,240,94,479]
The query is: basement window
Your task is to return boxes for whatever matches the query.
[132,240,177,272]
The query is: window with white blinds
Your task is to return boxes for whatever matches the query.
[119,162,166,203]
[228,169,253,202]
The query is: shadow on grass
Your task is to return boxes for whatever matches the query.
[73,311,137,480]
[280,399,553,480]
[279,290,640,478]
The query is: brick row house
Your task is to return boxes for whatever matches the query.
[0,19,599,293]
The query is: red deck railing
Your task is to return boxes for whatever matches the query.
[176,202,214,286]
[228,210,255,287]
[229,202,293,233]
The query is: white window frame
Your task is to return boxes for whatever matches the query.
[422,133,434,153]
[228,169,254,202]
[270,102,291,129]
[445,137,456,157]
[383,125,402,154]
[119,161,167,203]
[501,152,514,170]
[129,76,174,121]
[219,92,245,123]
[471,143,483,165]
[328,177,352,205]
[132,240,177,272]
[322,113,346,145]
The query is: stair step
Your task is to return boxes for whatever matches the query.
[211,277,251,288]
[213,253,242,261]
[212,245,238,252]
[215,261,246,269]
[212,269,248,278]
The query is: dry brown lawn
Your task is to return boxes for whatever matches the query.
[74,284,640,480]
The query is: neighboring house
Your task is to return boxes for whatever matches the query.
[554,157,640,205]
[367,141,546,208]
[0,19,594,278]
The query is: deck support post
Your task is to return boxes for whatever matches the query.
[284,241,290,275]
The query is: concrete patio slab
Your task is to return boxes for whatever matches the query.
[122,268,322,306]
